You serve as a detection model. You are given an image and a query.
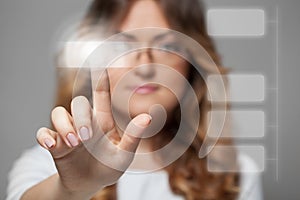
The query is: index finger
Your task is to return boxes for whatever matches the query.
[91,69,115,133]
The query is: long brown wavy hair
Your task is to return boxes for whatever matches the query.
[54,0,240,199]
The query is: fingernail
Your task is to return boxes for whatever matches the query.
[44,138,54,149]
[67,133,79,147]
[79,127,90,141]
[137,114,152,127]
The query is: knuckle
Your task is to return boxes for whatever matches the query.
[123,133,135,144]
[78,119,91,127]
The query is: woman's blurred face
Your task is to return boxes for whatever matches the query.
[107,0,190,120]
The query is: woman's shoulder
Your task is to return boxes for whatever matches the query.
[6,145,57,200]
[10,145,56,171]
[238,152,262,173]
[237,152,264,200]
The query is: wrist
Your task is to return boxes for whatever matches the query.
[55,174,95,200]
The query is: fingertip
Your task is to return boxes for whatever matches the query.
[79,126,91,141]
[134,113,152,127]
[36,127,56,150]
[120,114,152,152]
[66,133,80,147]
[44,138,56,149]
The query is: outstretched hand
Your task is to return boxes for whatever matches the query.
[36,69,151,198]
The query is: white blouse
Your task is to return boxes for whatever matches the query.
[6,145,263,200]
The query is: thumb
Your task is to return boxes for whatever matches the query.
[118,113,152,152]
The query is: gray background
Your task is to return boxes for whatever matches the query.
[0,0,299,199]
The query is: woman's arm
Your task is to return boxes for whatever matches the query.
[21,173,94,200]
[6,145,98,200]
[12,71,151,199]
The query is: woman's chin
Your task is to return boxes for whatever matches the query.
[129,107,152,118]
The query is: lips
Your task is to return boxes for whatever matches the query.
[130,84,159,94]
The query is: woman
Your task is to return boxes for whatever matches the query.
[6,0,262,199]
